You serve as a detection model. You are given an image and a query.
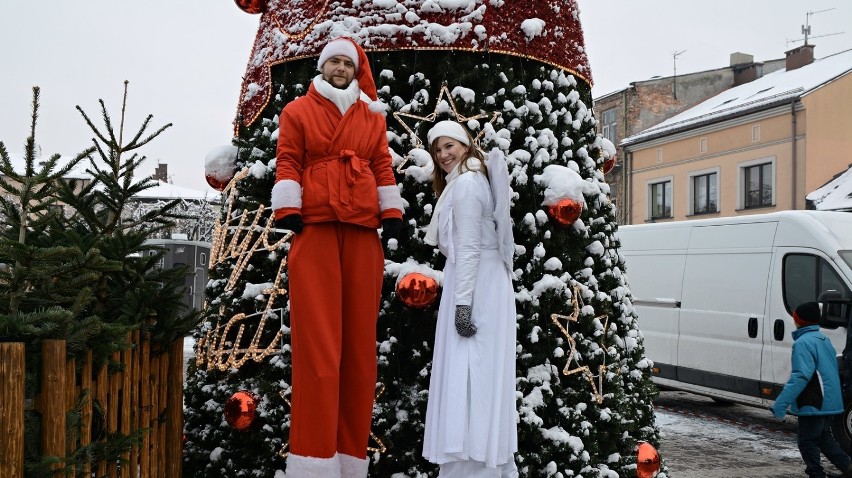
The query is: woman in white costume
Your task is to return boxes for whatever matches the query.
[422,120,519,478]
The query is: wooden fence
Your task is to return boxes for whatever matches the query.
[0,334,184,477]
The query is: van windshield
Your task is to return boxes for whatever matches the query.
[842,251,852,270]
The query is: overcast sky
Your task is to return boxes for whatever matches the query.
[1,1,849,192]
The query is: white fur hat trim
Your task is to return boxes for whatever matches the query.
[317,38,359,71]
[427,120,470,147]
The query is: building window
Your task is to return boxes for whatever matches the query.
[699,137,707,153]
[691,172,718,215]
[743,162,773,208]
[752,125,760,142]
[601,108,618,144]
[649,180,672,219]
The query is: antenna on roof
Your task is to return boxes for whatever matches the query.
[672,50,686,100]
[786,9,845,47]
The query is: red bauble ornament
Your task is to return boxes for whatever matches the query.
[224,390,259,431]
[205,174,231,192]
[396,272,439,309]
[234,0,266,14]
[602,156,617,174]
[636,442,661,478]
[547,198,583,226]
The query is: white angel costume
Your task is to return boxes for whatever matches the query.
[423,150,519,478]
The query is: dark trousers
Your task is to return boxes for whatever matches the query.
[797,415,851,477]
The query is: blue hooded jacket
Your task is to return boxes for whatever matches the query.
[773,325,844,418]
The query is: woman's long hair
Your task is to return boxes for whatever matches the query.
[429,130,488,197]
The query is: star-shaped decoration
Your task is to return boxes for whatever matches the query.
[550,284,611,404]
[392,82,500,172]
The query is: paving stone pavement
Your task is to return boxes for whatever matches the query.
[655,391,848,478]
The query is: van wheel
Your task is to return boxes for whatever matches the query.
[831,403,852,452]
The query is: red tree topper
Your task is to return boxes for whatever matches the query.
[233,0,592,128]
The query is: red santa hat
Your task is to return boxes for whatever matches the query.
[317,37,381,108]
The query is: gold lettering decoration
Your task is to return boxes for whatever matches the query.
[196,168,292,371]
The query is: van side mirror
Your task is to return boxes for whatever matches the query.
[818,290,852,329]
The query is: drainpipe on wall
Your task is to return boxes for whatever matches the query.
[621,88,629,224]
[791,98,798,210]
[626,151,633,225]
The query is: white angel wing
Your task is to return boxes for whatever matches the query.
[485,148,515,272]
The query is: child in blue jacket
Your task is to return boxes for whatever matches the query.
[773,301,852,478]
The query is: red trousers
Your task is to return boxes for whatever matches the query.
[288,222,383,459]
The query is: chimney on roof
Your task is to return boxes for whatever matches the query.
[730,52,761,86]
[785,44,815,71]
[153,163,168,182]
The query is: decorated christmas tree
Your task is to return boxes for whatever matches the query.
[184,1,666,477]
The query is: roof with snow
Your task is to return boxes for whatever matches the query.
[622,48,852,147]
[807,165,852,212]
[5,152,92,180]
[133,180,221,202]
[5,153,217,202]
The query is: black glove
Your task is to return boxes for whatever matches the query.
[380,218,403,247]
[274,214,303,233]
[454,305,476,337]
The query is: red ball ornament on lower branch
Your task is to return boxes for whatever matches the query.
[396,272,439,309]
[224,390,260,431]
[602,156,617,175]
[547,198,583,226]
[234,0,266,14]
[636,441,661,478]
[205,174,231,192]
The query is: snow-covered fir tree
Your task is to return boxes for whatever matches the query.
[184,1,666,476]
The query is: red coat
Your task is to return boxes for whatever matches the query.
[273,83,402,229]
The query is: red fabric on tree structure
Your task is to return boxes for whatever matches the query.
[235,0,591,128]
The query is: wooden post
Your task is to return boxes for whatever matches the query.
[0,343,25,478]
[80,351,93,477]
[149,354,160,478]
[130,331,140,476]
[41,340,66,472]
[158,354,168,478]
[96,363,108,477]
[139,336,151,477]
[65,357,76,477]
[120,335,132,478]
[108,351,120,478]
[165,338,184,478]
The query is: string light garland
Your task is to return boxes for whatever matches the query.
[196,168,292,371]
[550,284,611,404]
[270,1,331,41]
[392,82,500,173]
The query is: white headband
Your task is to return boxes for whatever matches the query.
[427,120,470,147]
[317,38,359,72]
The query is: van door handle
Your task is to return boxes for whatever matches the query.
[747,317,758,338]
[773,319,785,341]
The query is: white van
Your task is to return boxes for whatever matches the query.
[618,211,852,439]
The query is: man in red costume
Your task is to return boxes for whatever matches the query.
[271,37,404,478]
